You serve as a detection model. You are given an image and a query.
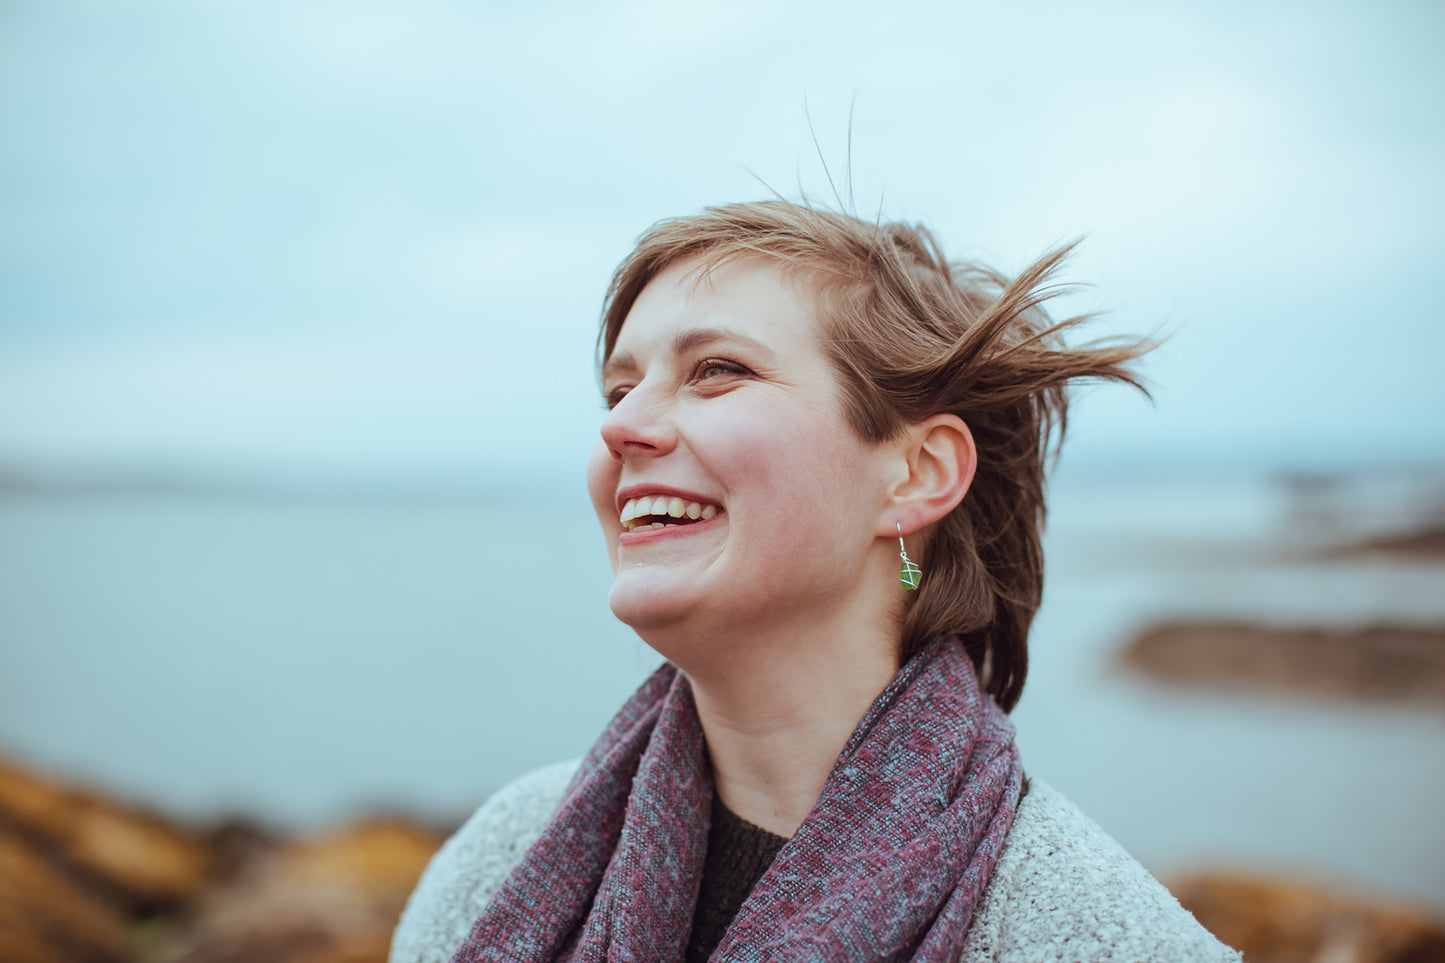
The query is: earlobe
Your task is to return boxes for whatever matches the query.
[885,414,977,536]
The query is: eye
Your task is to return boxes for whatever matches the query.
[602,385,631,410]
[693,357,751,381]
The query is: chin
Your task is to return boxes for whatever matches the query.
[607,575,698,637]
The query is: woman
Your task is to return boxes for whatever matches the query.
[391,202,1239,961]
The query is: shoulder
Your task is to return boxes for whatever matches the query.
[960,778,1240,962]
[388,765,1239,963]
[389,759,579,963]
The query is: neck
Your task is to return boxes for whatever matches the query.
[680,602,900,838]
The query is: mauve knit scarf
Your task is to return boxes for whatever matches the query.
[453,637,1022,962]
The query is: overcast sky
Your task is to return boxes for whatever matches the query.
[1,0,1441,487]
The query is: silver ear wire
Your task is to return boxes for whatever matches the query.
[898,523,921,591]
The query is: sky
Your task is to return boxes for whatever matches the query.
[1,0,1442,489]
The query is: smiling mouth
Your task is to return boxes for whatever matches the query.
[620,495,721,531]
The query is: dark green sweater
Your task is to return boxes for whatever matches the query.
[685,794,790,963]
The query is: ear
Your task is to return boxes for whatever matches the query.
[882,413,977,537]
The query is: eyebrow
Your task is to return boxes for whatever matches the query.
[602,325,774,380]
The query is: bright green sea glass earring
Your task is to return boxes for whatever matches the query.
[898,523,921,591]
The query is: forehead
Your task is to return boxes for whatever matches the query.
[608,256,826,362]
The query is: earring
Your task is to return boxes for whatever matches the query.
[898,523,921,591]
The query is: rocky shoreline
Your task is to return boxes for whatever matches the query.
[1118,621,1445,708]
[0,753,445,963]
[1115,513,1445,709]
[4,750,1445,963]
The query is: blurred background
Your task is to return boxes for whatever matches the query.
[2,1,1442,961]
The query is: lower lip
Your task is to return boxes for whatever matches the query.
[617,513,725,547]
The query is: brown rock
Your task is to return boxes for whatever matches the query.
[1117,621,1445,707]
[1170,871,1445,963]
[65,800,215,907]
[267,819,443,903]
[0,827,130,963]
[162,819,443,963]
[1323,526,1445,560]
[0,930,74,963]
[0,754,77,840]
[0,754,215,908]
[165,926,366,963]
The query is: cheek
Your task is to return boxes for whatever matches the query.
[708,402,880,530]
[698,402,809,485]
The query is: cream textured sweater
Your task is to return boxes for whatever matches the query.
[391,761,1239,962]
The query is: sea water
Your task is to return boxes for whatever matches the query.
[1,472,1441,908]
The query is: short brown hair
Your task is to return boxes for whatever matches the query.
[599,201,1150,712]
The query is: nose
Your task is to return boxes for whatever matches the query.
[599,385,678,461]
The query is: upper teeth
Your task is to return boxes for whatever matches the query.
[620,495,719,529]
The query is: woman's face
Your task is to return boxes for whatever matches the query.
[586,256,899,645]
